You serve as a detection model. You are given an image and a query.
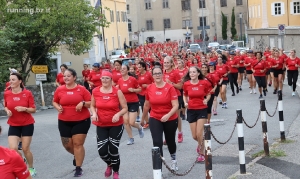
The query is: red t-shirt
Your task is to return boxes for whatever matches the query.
[117,76,139,103]
[205,74,216,94]
[92,86,123,127]
[82,70,90,81]
[244,57,255,70]
[210,71,221,83]
[145,83,178,121]
[53,85,91,121]
[56,73,65,85]
[271,57,284,70]
[177,68,188,79]
[183,80,210,109]
[251,59,267,76]
[227,58,239,73]
[234,55,245,67]
[5,82,10,88]
[137,71,153,96]
[0,146,30,179]
[4,89,35,126]
[286,57,300,71]
[163,69,182,96]
[88,70,102,87]
[112,69,122,84]
[216,64,230,81]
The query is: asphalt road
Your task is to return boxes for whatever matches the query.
[0,81,299,179]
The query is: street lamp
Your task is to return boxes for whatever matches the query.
[239,13,243,41]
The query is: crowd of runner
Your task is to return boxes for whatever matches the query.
[1,41,299,179]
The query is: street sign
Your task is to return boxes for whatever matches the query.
[278,24,285,35]
[32,65,48,74]
[197,26,210,30]
[35,74,47,81]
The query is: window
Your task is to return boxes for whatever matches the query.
[116,11,120,22]
[258,5,261,17]
[127,4,130,14]
[236,0,242,6]
[181,0,191,10]
[199,0,206,8]
[249,7,252,18]
[145,0,152,9]
[199,16,207,26]
[128,19,132,32]
[182,20,192,28]
[271,2,285,15]
[163,0,169,8]
[146,20,153,30]
[110,10,114,22]
[220,0,227,7]
[163,19,171,28]
[292,2,300,14]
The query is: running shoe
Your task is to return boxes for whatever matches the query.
[29,168,37,177]
[250,89,253,94]
[197,154,205,162]
[263,89,267,96]
[138,126,144,138]
[292,92,296,96]
[239,86,242,91]
[253,89,257,94]
[178,132,183,143]
[163,140,167,145]
[143,123,149,129]
[74,167,83,177]
[268,83,271,87]
[113,172,120,179]
[273,89,277,94]
[219,100,222,104]
[265,88,268,92]
[170,160,178,171]
[136,116,140,122]
[196,146,200,154]
[104,166,112,177]
[224,103,228,109]
[232,93,235,96]
[181,113,186,120]
[236,88,239,94]
[18,142,22,150]
[213,110,217,115]
[259,94,263,99]
[127,138,134,145]
[221,103,225,108]
[73,156,76,166]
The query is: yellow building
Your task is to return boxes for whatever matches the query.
[247,0,300,53]
[248,0,300,29]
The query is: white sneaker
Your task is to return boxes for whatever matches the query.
[170,160,178,171]
[292,92,295,96]
[250,90,253,94]
[253,89,256,94]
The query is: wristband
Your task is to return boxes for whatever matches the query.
[82,101,85,106]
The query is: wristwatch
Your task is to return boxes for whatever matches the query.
[82,101,85,106]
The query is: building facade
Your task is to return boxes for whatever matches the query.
[126,0,248,45]
[247,0,300,52]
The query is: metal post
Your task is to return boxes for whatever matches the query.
[201,0,206,53]
[204,124,212,179]
[277,90,286,141]
[260,99,270,156]
[152,147,162,179]
[239,13,243,41]
[236,109,246,174]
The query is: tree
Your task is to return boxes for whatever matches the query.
[231,7,237,40]
[0,0,110,83]
[221,12,228,40]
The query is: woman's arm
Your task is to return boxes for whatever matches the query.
[142,100,150,121]
[173,81,183,90]
[117,90,128,116]
[161,99,179,122]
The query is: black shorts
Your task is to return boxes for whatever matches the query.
[127,102,139,112]
[178,94,184,109]
[273,69,283,78]
[246,70,253,74]
[8,124,34,137]
[221,80,228,85]
[138,94,145,107]
[238,67,245,73]
[58,118,91,138]
[215,85,220,96]
[270,68,274,73]
[187,109,208,123]
[266,69,270,75]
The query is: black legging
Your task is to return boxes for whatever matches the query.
[254,76,266,88]
[149,117,178,157]
[97,125,124,172]
[228,73,238,93]
[287,70,298,91]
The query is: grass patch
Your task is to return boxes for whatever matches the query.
[229,177,237,179]
[252,149,286,158]
[279,139,295,144]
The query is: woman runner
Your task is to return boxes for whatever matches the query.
[251,52,268,98]
[286,49,300,96]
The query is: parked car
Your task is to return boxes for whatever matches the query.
[219,45,227,51]
[110,50,126,60]
[207,42,220,50]
[188,44,201,53]
[121,58,135,66]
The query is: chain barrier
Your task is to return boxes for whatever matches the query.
[160,131,206,176]
[211,119,237,144]
[265,100,278,117]
[242,109,261,128]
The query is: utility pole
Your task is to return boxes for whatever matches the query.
[239,13,243,41]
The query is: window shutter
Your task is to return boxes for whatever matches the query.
[290,2,294,14]
[271,3,275,15]
[281,2,285,14]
